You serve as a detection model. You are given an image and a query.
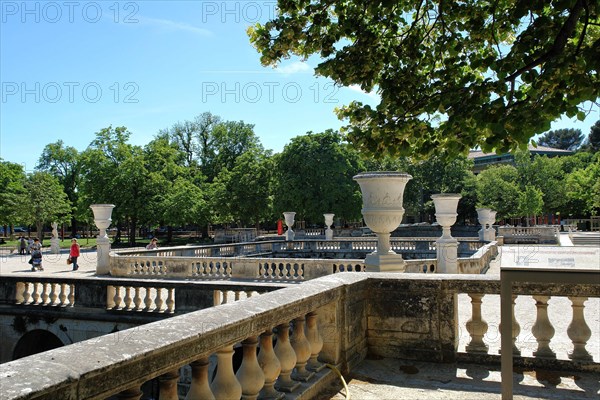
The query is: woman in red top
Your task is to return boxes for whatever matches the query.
[70,238,80,271]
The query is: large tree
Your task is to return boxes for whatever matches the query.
[273,130,363,224]
[211,148,274,228]
[36,140,81,236]
[79,126,154,245]
[0,160,27,235]
[22,172,71,240]
[476,165,521,220]
[581,120,600,152]
[537,129,584,150]
[249,1,599,158]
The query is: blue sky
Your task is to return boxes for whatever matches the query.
[1,0,598,172]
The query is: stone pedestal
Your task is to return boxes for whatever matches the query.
[283,212,296,241]
[353,172,412,272]
[432,194,461,274]
[324,213,334,240]
[90,204,115,275]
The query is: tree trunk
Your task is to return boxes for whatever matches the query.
[129,219,137,246]
[167,226,173,243]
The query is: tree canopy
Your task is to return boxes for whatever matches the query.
[249,0,600,159]
[537,128,584,150]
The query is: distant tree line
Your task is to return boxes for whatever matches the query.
[1,114,598,244]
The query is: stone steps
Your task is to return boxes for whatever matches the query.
[570,233,600,246]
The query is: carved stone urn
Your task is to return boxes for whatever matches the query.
[477,208,492,241]
[90,204,115,275]
[353,172,412,272]
[432,194,461,273]
[283,212,296,241]
[324,213,335,240]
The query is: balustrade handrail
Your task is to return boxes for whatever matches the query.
[1,271,597,399]
[113,238,482,257]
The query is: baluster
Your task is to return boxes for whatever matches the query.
[116,386,143,400]
[124,287,133,310]
[210,345,242,400]
[235,291,241,301]
[134,287,142,311]
[15,282,25,304]
[306,312,325,372]
[113,285,123,310]
[186,358,215,400]
[22,282,31,304]
[291,317,314,381]
[259,263,265,277]
[237,336,265,400]
[68,284,75,306]
[258,330,283,400]
[31,282,40,304]
[567,296,593,361]
[59,283,68,306]
[531,295,556,358]
[246,290,253,298]
[499,295,521,356]
[106,285,116,309]
[40,283,49,305]
[274,323,299,392]
[166,288,175,313]
[214,290,222,306]
[155,288,164,312]
[465,293,489,353]
[144,287,153,311]
[158,368,179,400]
[222,291,229,304]
[49,283,58,305]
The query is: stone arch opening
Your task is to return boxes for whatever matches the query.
[12,329,64,361]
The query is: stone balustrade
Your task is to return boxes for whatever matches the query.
[110,239,495,280]
[1,272,598,398]
[498,226,560,244]
[0,276,286,318]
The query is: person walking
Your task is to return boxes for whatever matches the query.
[69,238,80,271]
[19,237,26,255]
[30,238,43,271]
[146,237,159,250]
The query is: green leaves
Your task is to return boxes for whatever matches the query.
[249,0,599,159]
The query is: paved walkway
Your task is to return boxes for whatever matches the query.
[0,247,98,277]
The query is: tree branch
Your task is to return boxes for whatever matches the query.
[506,0,585,82]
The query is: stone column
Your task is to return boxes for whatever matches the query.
[353,172,412,272]
[476,208,491,242]
[90,204,115,275]
[324,213,335,240]
[50,222,60,254]
[283,212,296,241]
[432,194,461,274]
